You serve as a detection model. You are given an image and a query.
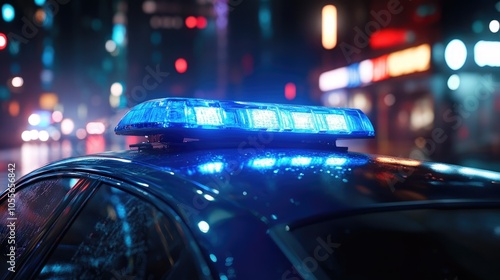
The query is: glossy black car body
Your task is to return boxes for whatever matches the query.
[1,145,500,280]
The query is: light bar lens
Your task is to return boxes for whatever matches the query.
[115,98,375,138]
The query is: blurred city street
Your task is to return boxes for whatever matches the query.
[1,0,500,182]
[0,136,142,192]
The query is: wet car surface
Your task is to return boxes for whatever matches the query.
[1,147,500,280]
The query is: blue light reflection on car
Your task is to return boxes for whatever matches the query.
[460,167,500,181]
[194,154,368,175]
[198,162,224,174]
[40,264,75,274]
[290,156,313,166]
[250,158,276,169]
[110,195,133,255]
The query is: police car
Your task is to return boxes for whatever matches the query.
[1,97,500,280]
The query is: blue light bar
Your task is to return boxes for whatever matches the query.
[115,98,375,141]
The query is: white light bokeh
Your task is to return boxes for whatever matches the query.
[61,119,75,135]
[28,113,41,126]
[52,111,63,122]
[447,74,460,90]
[11,76,24,88]
[444,39,467,70]
[105,40,117,53]
[76,128,87,139]
[110,82,123,96]
[38,130,49,142]
[489,20,500,33]
[21,130,31,142]
[197,221,210,233]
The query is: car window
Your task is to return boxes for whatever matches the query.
[0,178,79,272]
[36,183,201,280]
[288,209,500,280]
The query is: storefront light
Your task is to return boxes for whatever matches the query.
[444,39,467,70]
[474,41,500,67]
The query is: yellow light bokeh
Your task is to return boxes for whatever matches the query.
[322,5,337,50]
[387,44,431,78]
[39,93,58,110]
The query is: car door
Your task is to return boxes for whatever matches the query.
[22,179,212,280]
[0,175,94,280]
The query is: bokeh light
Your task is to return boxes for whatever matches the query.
[142,1,156,14]
[34,9,46,25]
[444,39,467,70]
[29,129,39,141]
[197,221,210,233]
[21,130,31,142]
[50,129,61,141]
[185,16,197,29]
[52,111,63,123]
[110,82,124,96]
[175,58,188,73]
[61,118,75,135]
[11,76,24,88]
[40,93,58,110]
[197,16,207,29]
[86,122,106,135]
[384,94,396,106]
[0,33,7,50]
[76,128,87,139]
[447,74,460,90]
[8,101,19,117]
[2,4,15,22]
[284,82,296,100]
[109,94,120,108]
[38,130,49,142]
[28,113,41,126]
[489,20,500,33]
[105,40,117,53]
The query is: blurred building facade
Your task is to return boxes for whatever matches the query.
[0,0,499,171]
[316,0,500,169]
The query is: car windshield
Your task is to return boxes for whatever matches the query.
[289,208,500,280]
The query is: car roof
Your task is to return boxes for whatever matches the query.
[22,146,500,228]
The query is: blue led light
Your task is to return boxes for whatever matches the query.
[290,156,312,166]
[325,114,347,131]
[248,109,279,129]
[115,97,375,140]
[194,107,223,126]
[250,158,276,169]
[290,112,315,130]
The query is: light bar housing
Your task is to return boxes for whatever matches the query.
[115,98,374,144]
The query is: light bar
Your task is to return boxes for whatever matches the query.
[115,98,375,142]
